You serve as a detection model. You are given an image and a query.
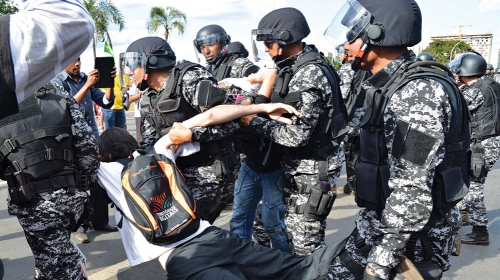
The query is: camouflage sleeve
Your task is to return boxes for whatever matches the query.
[366,79,449,274]
[338,62,355,100]
[461,86,483,112]
[231,57,260,78]
[250,64,330,148]
[190,121,240,142]
[52,82,100,183]
[180,66,227,113]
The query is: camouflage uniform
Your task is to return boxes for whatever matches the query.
[337,61,355,101]
[7,84,99,279]
[327,51,462,279]
[140,65,239,223]
[457,77,500,227]
[250,45,344,256]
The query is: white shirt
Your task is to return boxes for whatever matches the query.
[9,0,95,103]
[97,161,211,267]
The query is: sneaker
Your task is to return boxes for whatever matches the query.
[461,231,489,245]
[73,226,89,243]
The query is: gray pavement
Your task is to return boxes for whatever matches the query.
[1,111,500,279]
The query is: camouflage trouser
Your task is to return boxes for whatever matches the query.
[252,202,271,247]
[457,181,488,227]
[183,164,238,224]
[327,208,460,279]
[458,137,500,227]
[8,189,89,280]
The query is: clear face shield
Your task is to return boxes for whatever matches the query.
[119,52,147,87]
[193,33,226,63]
[250,29,276,63]
[323,0,371,49]
[448,54,465,74]
[335,43,348,63]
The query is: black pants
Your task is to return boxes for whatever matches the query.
[89,187,111,229]
[166,227,346,280]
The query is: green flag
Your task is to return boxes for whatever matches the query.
[104,41,114,57]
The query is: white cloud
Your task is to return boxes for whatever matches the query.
[478,0,500,12]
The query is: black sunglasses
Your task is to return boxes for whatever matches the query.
[263,40,275,49]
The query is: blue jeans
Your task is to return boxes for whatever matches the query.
[229,161,289,252]
[102,108,126,129]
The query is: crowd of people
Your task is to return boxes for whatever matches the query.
[1,0,500,280]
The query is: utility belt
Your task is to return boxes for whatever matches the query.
[338,229,372,279]
[5,169,89,206]
[285,161,336,221]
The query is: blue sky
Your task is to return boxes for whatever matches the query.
[16,0,500,72]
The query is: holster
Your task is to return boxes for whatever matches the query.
[304,181,336,221]
[5,168,36,207]
[470,142,487,181]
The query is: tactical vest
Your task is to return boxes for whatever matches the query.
[469,77,500,140]
[210,54,259,81]
[147,62,237,172]
[345,70,371,122]
[355,61,471,214]
[0,83,79,205]
[270,45,348,159]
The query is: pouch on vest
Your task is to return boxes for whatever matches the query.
[304,181,336,221]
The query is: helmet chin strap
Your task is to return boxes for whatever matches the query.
[351,42,369,71]
[272,46,284,63]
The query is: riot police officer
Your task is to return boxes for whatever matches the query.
[417,52,436,62]
[249,7,347,256]
[121,37,238,223]
[324,0,470,279]
[194,25,259,80]
[454,53,500,246]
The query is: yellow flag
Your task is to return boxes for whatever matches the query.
[104,41,114,57]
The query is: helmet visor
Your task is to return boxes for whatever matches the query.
[324,0,370,47]
[119,52,147,86]
[251,29,274,63]
[194,33,226,52]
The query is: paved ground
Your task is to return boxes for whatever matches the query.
[1,111,499,279]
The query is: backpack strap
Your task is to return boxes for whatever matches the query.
[55,73,71,94]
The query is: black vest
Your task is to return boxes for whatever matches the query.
[209,54,259,80]
[0,84,76,182]
[270,45,348,159]
[147,62,235,170]
[469,77,500,140]
[355,62,470,214]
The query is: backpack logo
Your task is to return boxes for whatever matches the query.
[151,193,178,221]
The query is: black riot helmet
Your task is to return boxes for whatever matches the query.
[120,37,176,90]
[324,0,421,71]
[417,52,436,62]
[226,41,249,58]
[486,63,494,70]
[251,8,310,62]
[193,25,231,64]
[454,53,487,77]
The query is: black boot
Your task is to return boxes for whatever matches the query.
[461,226,489,245]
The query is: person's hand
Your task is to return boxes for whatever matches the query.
[110,66,117,79]
[166,122,192,148]
[86,69,100,87]
[265,103,302,125]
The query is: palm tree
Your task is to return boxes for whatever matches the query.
[83,0,125,58]
[146,6,187,42]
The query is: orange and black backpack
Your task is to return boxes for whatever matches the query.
[116,151,200,245]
